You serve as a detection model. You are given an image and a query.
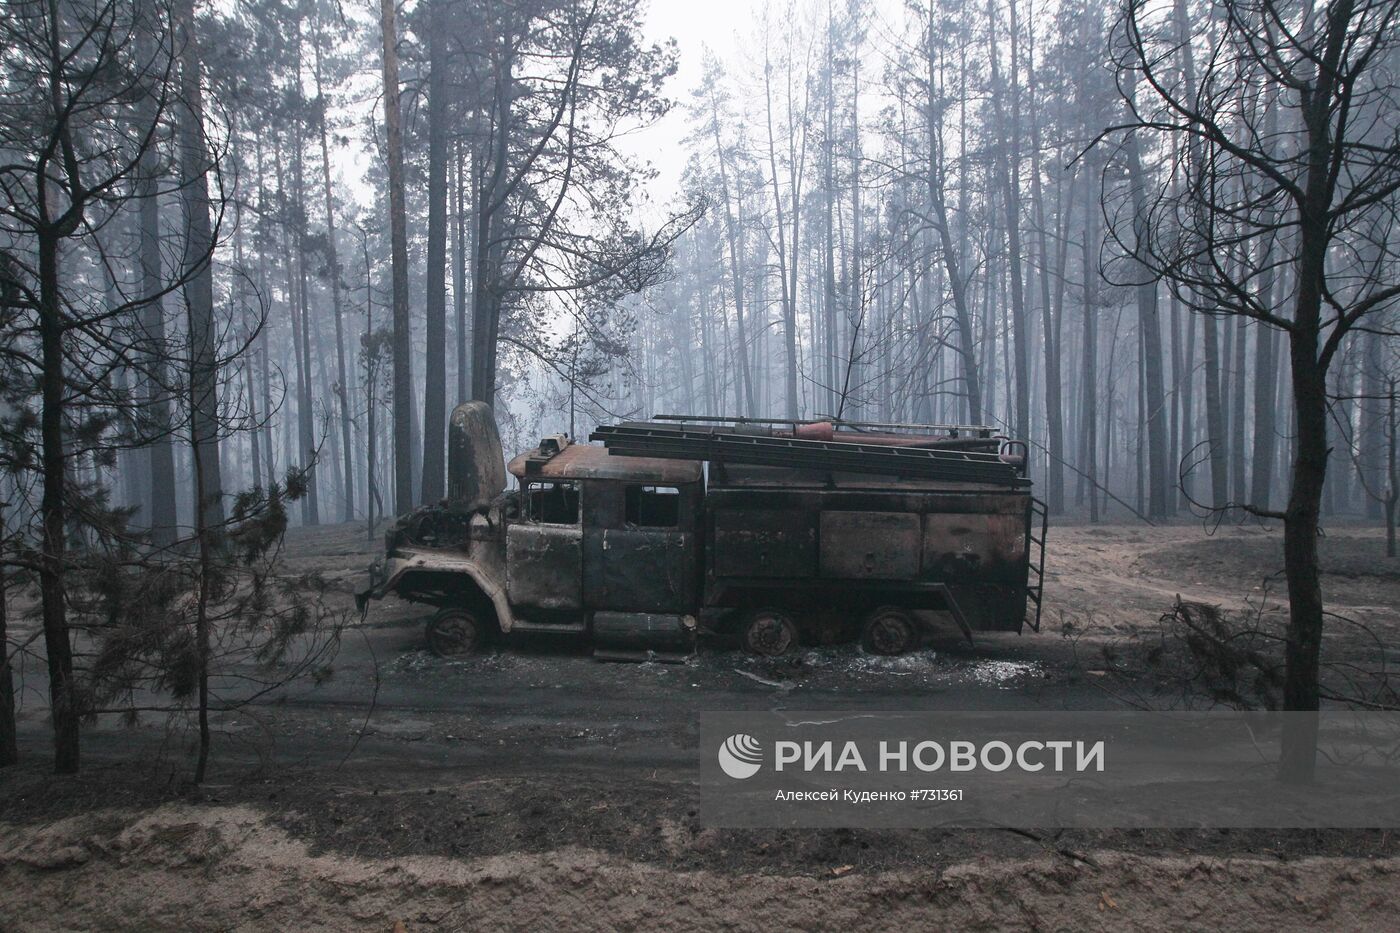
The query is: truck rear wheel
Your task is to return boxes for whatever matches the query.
[740,608,799,656]
[426,608,487,657]
[861,607,917,656]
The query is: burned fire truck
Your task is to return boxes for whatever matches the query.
[357,402,1047,659]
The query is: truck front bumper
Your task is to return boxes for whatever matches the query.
[354,557,390,615]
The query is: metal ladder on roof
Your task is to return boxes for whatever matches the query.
[1025,498,1049,632]
[590,421,1030,486]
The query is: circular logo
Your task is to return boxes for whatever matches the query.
[718,733,763,779]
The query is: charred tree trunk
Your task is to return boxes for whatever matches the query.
[1081,175,1099,523]
[1028,40,1064,513]
[454,139,470,404]
[1201,312,1229,508]
[174,0,220,777]
[1180,292,1197,502]
[987,0,1031,438]
[273,137,309,520]
[379,0,413,516]
[710,113,755,416]
[925,13,982,425]
[230,134,260,493]
[136,15,178,547]
[1171,0,1226,510]
[1280,320,1327,781]
[313,24,355,522]
[361,230,381,538]
[1386,381,1397,557]
[38,219,79,772]
[176,0,223,532]
[762,49,799,420]
[470,32,513,406]
[253,130,276,488]
[1122,83,1170,518]
[420,0,449,504]
[1280,0,1359,781]
[822,24,838,417]
[289,20,318,526]
[1359,327,1384,518]
[1250,230,1279,510]
[0,514,14,766]
[1231,314,1248,505]
[189,394,213,784]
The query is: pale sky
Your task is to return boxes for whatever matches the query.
[624,0,753,209]
[626,0,907,213]
[331,0,757,216]
[333,0,897,217]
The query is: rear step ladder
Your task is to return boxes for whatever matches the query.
[1025,498,1049,632]
[1024,493,1047,633]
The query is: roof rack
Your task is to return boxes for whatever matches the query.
[651,413,997,438]
[590,421,1029,487]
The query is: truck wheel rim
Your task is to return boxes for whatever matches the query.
[429,612,479,656]
[749,614,793,655]
[866,614,912,655]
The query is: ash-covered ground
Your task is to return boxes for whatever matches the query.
[2,521,1399,931]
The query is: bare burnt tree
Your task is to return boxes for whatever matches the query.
[463,0,699,409]
[1109,0,1400,780]
[0,0,204,772]
[377,0,413,517]
[0,0,323,779]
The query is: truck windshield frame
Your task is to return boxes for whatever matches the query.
[522,481,580,525]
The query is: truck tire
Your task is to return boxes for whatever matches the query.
[740,608,799,656]
[426,608,488,657]
[861,607,917,656]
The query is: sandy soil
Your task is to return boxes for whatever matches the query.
[2,519,1398,931]
[3,802,1398,932]
[1045,522,1400,637]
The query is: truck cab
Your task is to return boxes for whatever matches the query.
[359,405,706,659]
[501,441,705,657]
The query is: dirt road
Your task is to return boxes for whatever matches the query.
[3,520,1398,930]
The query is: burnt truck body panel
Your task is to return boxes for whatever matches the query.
[580,476,702,614]
[820,511,922,579]
[359,410,1046,655]
[447,401,507,509]
[710,508,817,579]
[366,503,517,631]
[701,483,1032,632]
[506,523,583,610]
[586,528,698,613]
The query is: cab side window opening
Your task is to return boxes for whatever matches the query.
[625,485,680,528]
[524,482,580,524]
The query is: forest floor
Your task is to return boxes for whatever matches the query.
[3,519,1400,931]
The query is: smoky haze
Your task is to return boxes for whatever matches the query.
[1,0,1398,789]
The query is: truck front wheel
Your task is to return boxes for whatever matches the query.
[861,607,917,656]
[740,608,799,656]
[426,608,488,657]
